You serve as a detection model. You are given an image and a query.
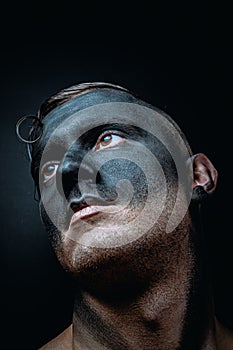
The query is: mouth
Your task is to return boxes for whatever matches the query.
[68,195,127,229]
[70,205,101,226]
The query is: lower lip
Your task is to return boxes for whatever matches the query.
[70,207,100,226]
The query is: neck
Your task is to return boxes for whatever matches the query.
[71,227,218,350]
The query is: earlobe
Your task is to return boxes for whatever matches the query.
[192,153,218,198]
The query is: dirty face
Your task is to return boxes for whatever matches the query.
[32,89,193,285]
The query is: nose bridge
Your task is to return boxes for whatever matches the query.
[56,146,95,199]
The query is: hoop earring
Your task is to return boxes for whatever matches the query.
[15,115,44,144]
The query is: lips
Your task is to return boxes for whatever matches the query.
[70,205,101,226]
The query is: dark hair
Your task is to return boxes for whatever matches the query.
[29,82,132,196]
[21,81,191,199]
[37,82,130,120]
[29,82,131,151]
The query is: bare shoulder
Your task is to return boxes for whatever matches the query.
[215,317,233,350]
[38,319,233,350]
[39,325,73,350]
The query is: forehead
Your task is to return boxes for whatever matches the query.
[35,88,191,168]
[40,89,176,145]
[42,89,148,136]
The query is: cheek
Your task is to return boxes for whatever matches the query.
[97,159,149,207]
[40,183,70,232]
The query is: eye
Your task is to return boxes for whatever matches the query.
[94,132,125,151]
[41,162,60,183]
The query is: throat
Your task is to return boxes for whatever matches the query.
[72,270,194,350]
[71,228,217,350]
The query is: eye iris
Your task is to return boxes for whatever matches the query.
[45,165,55,176]
[101,134,112,146]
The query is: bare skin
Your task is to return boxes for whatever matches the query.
[40,319,233,350]
[26,85,232,350]
[39,217,233,350]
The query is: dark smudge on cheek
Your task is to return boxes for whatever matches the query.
[37,119,182,251]
[95,158,148,209]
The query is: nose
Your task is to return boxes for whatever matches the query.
[69,194,108,213]
[56,154,96,199]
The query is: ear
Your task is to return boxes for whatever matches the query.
[192,153,218,199]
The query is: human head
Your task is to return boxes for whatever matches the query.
[16,82,218,290]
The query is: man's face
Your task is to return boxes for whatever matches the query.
[34,89,192,278]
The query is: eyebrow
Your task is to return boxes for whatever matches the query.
[46,123,142,149]
[86,123,143,141]
[32,123,144,170]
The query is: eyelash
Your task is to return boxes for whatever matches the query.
[41,162,60,184]
[93,131,125,151]
[41,130,126,183]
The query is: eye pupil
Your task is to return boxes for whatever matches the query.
[47,165,54,171]
[44,165,55,175]
[41,162,59,184]
[101,134,112,146]
[94,132,124,151]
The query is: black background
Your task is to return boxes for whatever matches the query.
[0,2,232,349]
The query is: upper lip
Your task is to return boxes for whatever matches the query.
[70,205,101,225]
[68,195,108,226]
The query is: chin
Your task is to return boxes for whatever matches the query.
[53,231,121,276]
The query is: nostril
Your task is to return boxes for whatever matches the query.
[70,202,79,213]
[68,195,108,214]
[70,200,88,213]
[59,159,96,199]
